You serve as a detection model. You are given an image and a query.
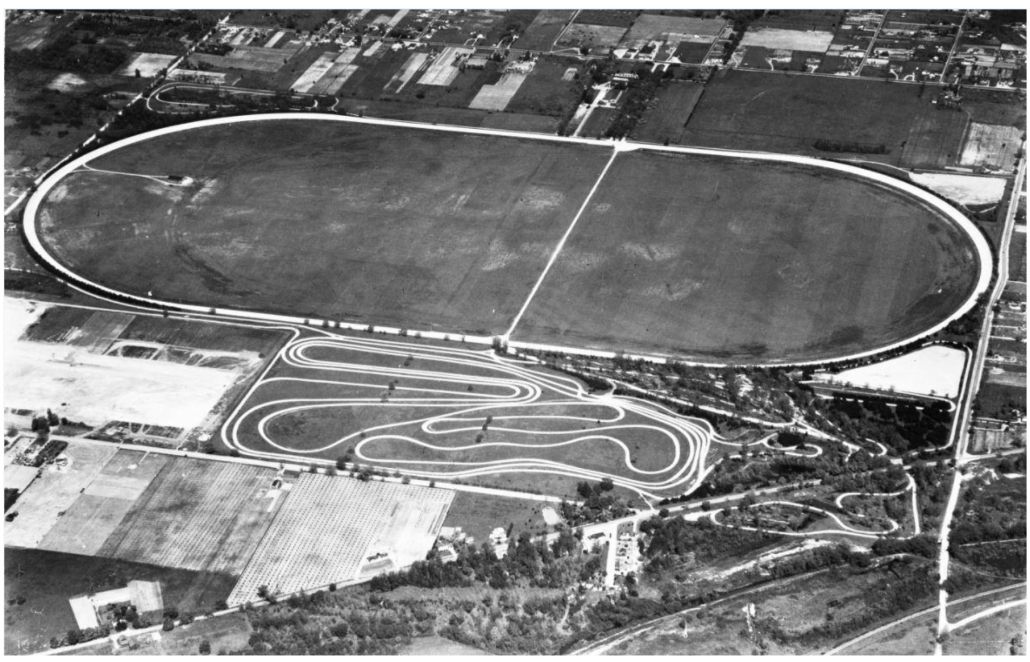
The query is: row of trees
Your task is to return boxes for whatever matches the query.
[368,527,586,593]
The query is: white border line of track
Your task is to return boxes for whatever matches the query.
[21,112,994,368]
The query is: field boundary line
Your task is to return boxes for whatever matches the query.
[502,148,620,340]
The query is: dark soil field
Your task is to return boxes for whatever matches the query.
[630,80,706,144]
[516,10,577,52]
[1009,231,1026,282]
[37,118,611,336]
[4,548,236,655]
[681,69,976,169]
[23,304,287,357]
[512,149,981,363]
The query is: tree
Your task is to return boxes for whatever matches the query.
[199,639,211,655]
[336,456,348,471]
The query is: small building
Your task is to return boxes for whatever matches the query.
[437,544,459,564]
[68,580,164,630]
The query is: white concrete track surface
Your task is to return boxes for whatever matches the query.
[223,332,717,501]
[708,498,900,539]
[22,112,993,368]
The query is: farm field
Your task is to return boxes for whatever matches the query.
[513,149,981,363]
[36,118,611,337]
[96,458,285,574]
[630,81,705,144]
[681,70,974,169]
[226,332,714,500]
[516,10,576,52]
[1010,230,1026,282]
[5,445,284,574]
[4,548,236,655]
[226,473,453,605]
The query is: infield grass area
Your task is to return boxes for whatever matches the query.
[38,119,610,336]
[512,149,980,363]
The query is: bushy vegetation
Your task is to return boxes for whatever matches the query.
[559,479,634,526]
[605,68,666,139]
[821,395,952,453]
[813,139,888,154]
[640,517,783,573]
[950,474,1026,549]
[684,447,891,502]
[369,528,588,593]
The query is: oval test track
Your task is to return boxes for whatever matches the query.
[22,112,993,368]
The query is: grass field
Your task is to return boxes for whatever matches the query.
[442,491,549,543]
[943,604,1026,655]
[4,548,236,655]
[681,70,975,169]
[38,119,610,336]
[513,149,981,363]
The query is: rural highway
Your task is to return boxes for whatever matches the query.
[824,582,1027,655]
[934,149,1026,652]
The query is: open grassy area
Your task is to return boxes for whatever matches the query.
[681,70,978,169]
[37,118,610,336]
[513,149,981,363]
[442,491,549,543]
[943,604,1026,655]
[4,548,236,655]
[616,558,943,655]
